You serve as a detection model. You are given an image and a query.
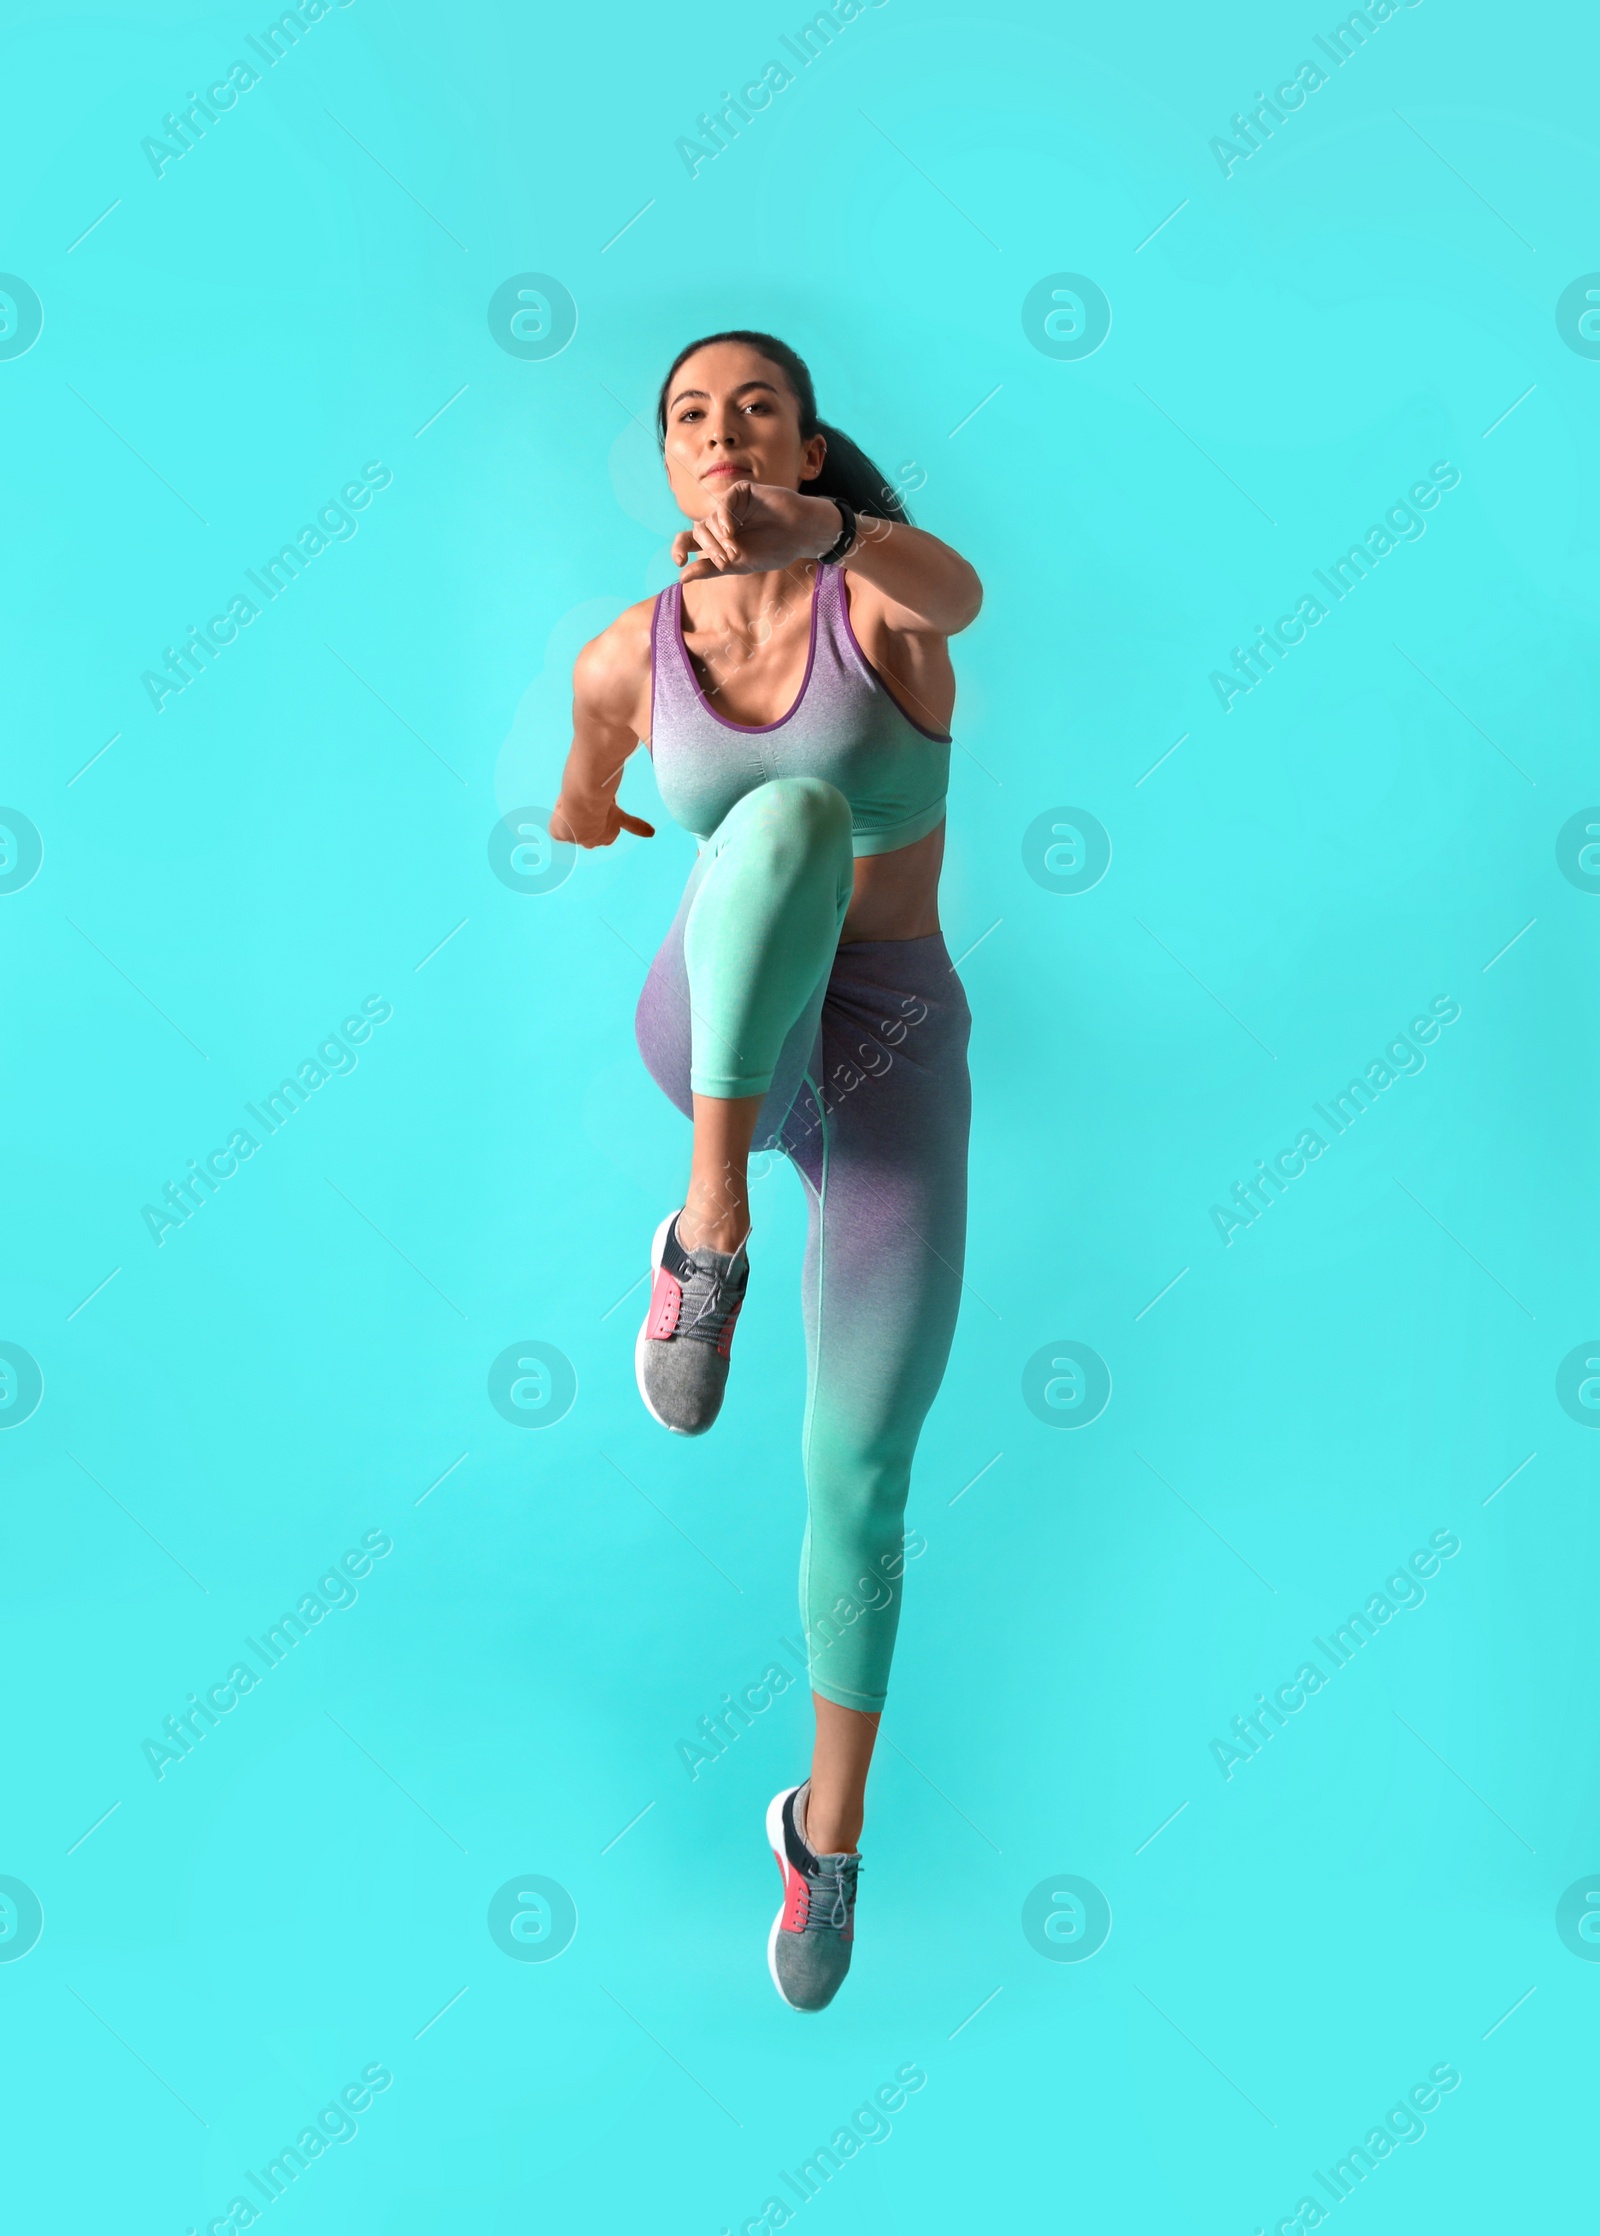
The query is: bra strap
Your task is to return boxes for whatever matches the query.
[647,583,678,744]
[650,581,681,690]
[816,558,849,649]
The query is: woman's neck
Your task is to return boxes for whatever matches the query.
[683,559,817,635]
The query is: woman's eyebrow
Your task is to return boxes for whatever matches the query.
[669,380,782,411]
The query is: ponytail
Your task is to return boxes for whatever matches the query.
[655,329,912,524]
[804,420,911,525]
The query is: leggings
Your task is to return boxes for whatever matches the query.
[635,777,972,1711]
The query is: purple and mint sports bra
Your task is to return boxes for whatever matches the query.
[646,561,951,858]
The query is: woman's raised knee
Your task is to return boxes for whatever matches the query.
[730,776,852,865]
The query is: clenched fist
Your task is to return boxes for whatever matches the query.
[674,482,845,581]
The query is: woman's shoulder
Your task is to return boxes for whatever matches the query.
[573,591,662,713]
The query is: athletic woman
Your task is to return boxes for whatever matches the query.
[552,331,981,2011]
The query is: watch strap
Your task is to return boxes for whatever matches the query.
[819,499,857,565]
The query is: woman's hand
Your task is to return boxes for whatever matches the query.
[673,482,841,580]
[550,787,654,849]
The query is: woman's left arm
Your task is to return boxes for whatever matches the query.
[678,481,981,635]
[828,506,982,636]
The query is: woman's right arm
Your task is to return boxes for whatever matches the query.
[550,609,656,849]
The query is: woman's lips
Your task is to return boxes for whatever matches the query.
[701,462,747,480]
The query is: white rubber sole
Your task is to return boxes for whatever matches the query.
[766,1786,802,2006]
[634,1209,752,1438]
[633,1212,682,1434]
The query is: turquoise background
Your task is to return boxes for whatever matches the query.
[3,0,1597,2227]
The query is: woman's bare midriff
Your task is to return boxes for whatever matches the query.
[839,819,944,944]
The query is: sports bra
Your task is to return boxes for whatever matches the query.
[645,560,950,858]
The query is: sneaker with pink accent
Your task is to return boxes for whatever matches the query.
[766,1781,861,2012]
[634,1210,750,1436]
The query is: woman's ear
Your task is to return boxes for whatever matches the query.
[799,431,828,485]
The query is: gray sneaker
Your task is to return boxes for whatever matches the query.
[634,1211,750,1436]
[766,1782,861,2013]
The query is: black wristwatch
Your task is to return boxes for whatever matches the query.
[818,498,857,564]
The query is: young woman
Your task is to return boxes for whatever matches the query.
[552,331,981,2012]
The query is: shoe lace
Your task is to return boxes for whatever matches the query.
[804,1853,861,1931]
[679,1260,744,1348]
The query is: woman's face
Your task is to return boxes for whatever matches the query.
[662,342,827,518]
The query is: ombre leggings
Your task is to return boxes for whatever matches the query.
[634,778,971,1710]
